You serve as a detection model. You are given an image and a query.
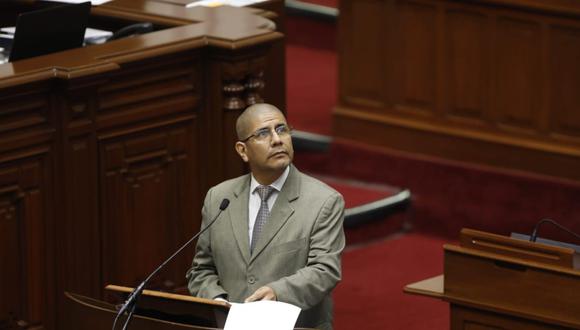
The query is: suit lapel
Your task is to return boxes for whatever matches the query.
[229,175,251,264]
[250,165,301,263]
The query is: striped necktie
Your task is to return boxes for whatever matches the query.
[251,185,275,254]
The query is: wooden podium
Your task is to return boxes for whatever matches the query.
[405,229,580,329]
[63,285,230,330]
[64,285,315,330]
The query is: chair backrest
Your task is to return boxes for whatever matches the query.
[108,22,154,42]
[9,2,90,62]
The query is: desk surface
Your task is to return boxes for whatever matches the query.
[403,274,444,299]
[0,1,281,86]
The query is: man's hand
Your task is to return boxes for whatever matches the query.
[244,286,277,303]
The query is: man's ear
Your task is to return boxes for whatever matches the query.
[235,142,249,162]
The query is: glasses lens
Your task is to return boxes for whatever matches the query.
[254,128,271,141]
[275,125,290,135]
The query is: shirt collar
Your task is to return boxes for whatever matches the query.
[250,165,290,194]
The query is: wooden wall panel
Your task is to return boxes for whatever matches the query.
[60,136,101,298]
[335,0,580,181]
[100,122,197,290]
[394,1,437,114]
[224,108,247,180]
[0,95,50,135]
[550,25,580,140]
[57,80,102,305]
[0,84,54,330]
[339,0,386,109]
[97,54,200,129]
[0,153,51,329]
[494,17,542,132]
[445,10,489,123]
[0,3,282,329]
[0,86,53,153]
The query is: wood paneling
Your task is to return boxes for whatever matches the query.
[97,54,200,129]
[340,0,386,109]
[0,2,282,329]
[395,1,438,114]
[494,17,541,132]
[550,25,580,140]
[61,135,101,298]
[335,0,580,181]
[451,305,570,330]
[446,10,489,123]
[100,122,197,290]
[0,152,52,329]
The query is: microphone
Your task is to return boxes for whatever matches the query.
[529,218,580,243]
[112,198,230,330]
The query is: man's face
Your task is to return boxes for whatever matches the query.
[236,109,294,176]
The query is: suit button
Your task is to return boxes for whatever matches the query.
[248,276,255,284]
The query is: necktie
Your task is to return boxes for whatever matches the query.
[251,185,275,254]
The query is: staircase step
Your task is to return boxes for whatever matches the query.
[310,173,412,245]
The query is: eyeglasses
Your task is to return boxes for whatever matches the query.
[240,124,293,143]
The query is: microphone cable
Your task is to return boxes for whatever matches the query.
[529,218,580,243]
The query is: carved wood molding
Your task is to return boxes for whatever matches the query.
[223,81,246,111]
[222,56,267,112]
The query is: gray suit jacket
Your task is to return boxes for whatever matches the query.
[187,165,345,330]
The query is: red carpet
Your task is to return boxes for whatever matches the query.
[335,233,450,330]
[313,174,409,245]
[314,174,400,209]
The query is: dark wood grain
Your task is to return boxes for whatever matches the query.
[335,0,580,181]
[0,2,283,329]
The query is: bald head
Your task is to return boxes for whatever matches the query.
[234,103,294,184]
[236,103,285,141]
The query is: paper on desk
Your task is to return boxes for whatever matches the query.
[0,27,112,40]
[0,27,15,36]
[224,300,301,330]
[186,0,268,8]
[84,28,113,39]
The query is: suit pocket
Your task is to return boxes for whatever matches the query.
[272,237,308,255]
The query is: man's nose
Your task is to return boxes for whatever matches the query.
[270,130,282,144]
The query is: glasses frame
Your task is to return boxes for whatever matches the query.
[240,124,293,143]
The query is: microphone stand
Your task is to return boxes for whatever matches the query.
[112,199,230,330]
[529,218,580,243]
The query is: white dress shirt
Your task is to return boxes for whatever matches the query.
[248,166,290,243]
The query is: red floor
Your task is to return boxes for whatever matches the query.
[335,233,450,330]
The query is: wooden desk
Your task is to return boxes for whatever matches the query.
[335,0,580,182]
[0,2,282,329]
[64,290,315,330]
[405,229,580,329]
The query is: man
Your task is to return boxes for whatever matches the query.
[187,103,345,330]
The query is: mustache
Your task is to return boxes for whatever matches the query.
[269,149,289,157]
